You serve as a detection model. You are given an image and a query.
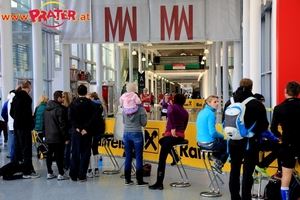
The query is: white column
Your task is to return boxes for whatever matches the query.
[96,44,103,101]
[128,43,134,83]
[145,72,149,89]
[202,71,209,99]
[249,0,261,93]
[150,51,154,62]
[216,42,221,115]
[150,73,154,93]
[32,0,43,107]
[211,44,216,94]
[0,0,13,103]
[62,44,70,94]
[233,41,242,91]
[138,43,142,72]
[243,0,250,78]
[222,41,229,104]
[115,45,121,104]
[161,79,164,94]
[271,0,277,107]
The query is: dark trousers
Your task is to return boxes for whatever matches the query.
[70,135,92,180]
[47,142,65,175]
[258,140,282,171]
[229,142,259,200]
[198,138,228,164]
[14,129,34,175]
[157,136,184,176]
[0,120,8,141]
[64,139,71,170]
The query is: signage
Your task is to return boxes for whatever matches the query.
[172,63,186,69]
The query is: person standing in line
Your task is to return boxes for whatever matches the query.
[140,88,151,119]
[149,94,189,190]
[122,86,148,186]
[159,93,172,121]
[86,92,105,178]
[33,95,48,133]
[44,91,70,180]
[68,85,98,182]
[62,91,73,173]
[10,80,40,179]
[223,78,269,200]
[1,90,16,156]
[6,87,21,162]
[270,81,300,200]
[196,95,228,174]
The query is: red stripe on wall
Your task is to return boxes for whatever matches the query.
[276,0,300,104]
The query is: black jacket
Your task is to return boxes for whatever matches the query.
[10,90,34,131]
[223,87,269,146]
[68,97,98,137]
[44,100,69,143]
[271,98,300,148]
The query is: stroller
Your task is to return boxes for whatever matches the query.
[35,131,48,159]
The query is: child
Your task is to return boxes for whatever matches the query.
[119,83,141,114]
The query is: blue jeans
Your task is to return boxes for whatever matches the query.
[8,130,15,162]
[123,132,144,171]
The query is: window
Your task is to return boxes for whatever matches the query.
[55,54,61,69]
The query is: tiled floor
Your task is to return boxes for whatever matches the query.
[0,140,236,200]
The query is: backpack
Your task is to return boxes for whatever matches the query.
[223,97,256,140]
[0,161,24,180]
[264,179,282,200]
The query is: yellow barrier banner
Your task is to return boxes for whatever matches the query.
[183,99,205,109]
[100,118,291,174]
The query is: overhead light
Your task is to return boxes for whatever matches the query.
[180,53,186,56]
[132,49,137,55]
[153,74,157,78]
[148,61,152,66]
[201,61,205,65]
[202,56,207,61]
[204,47,209,54]
[142,56,146,62]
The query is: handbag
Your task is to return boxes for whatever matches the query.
[143,163,151,177]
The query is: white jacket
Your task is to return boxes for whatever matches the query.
[7,92,15,131]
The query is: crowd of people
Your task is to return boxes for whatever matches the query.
[0,78,299,200]
[1,80,105,182]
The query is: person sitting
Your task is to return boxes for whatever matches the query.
[253,93,283,179]
[196,95,228,174]
[148,94,189,190]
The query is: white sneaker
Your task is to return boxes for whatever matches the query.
[57,174,69,181]
[94,168,99,177]
[47,173,57,179]
[23,173,40,179]
[86,169,93,178]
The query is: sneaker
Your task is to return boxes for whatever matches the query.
[94,168,100,177]
[86,169,93,178]
[78,178,87,182]
[137,181,148,187]
[253,177,260,184]
[209,156,223,167]
[211,165,222,174]
[271,171,282,180]
[255,166,269,177]
[57,174,69,181]
[47,173,57,179]
[23,173,41,179]
[125,180,134,186]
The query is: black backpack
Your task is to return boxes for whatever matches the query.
[0,161,23,180]
[264,179,282,200]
